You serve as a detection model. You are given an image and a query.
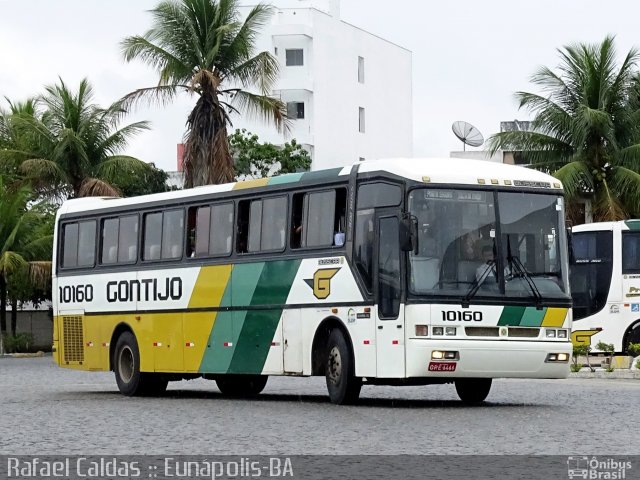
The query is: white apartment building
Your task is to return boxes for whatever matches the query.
[235,0,413,170]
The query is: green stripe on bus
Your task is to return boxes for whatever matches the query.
[625,220,640,231]
[199,263,265,373]
[497,306,526,326]
[519,307,547,327]
[268,173,304,185]
[228,259,301,374]
[300,168,343,182]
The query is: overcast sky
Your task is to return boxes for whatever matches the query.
[1,0,639,171]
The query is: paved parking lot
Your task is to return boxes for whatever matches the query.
[1,356,638,455]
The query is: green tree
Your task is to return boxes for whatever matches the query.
[230,129,311,179]
[1,78,152,199]
[111,163,173,196]
[0,98,38,180]
[488,36,640,222]
[121,0,288,188]
[0,177,51,336]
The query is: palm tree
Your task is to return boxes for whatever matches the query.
[0,177,51,336]
[2,78,152,199]
[121,0,288,188]
[488,36,640,222]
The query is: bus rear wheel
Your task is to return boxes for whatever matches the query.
[114,331,167,397]
[455,378,492,404]
[325,329,362,405]
[216,375,268,396]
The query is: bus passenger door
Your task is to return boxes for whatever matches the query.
[374,211,405,378]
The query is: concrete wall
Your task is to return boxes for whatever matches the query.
[3,310,52,351]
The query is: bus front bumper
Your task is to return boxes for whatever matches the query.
[406,339,572,379]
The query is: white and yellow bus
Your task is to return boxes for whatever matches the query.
[52,158,572,404]
[570,220,640,353]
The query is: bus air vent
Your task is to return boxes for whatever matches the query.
[465,327,499,337]
[62,316,84,364]
[508,328,539,338]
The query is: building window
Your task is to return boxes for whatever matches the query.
[274,47,278,56]
[287,102,305,119]
[286,49,304,66]
[359,157,365,162]
[359,107,365,133]
[358,56,365,83]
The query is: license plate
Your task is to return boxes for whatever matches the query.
[428,362,457,372]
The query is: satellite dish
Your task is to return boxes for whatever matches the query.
[452,121,484,151]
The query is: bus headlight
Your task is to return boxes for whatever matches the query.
[546,329,556,338]
[445,327,457,336]
[433,327,444,336]
[546,352,570,363]
[557,329,568,339]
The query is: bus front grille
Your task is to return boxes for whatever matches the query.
[465,327,499,337]
[507,327,539,338]
[62,316,84,363]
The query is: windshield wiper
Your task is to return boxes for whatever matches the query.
[461,261,495,308]
[506,236,543,309]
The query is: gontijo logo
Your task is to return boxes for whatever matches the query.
[304,268,341,300]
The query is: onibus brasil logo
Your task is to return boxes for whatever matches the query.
[567,456,632,479]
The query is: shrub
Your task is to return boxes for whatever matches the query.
[627,342,640,358]
[2,333,35,353]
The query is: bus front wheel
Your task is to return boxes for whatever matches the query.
[325,329,362,405]
[216,375,268,396]
[114,331,167,396]
[455,378,492,405]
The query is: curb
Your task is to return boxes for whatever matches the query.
[0,351,46,358]
[569,370,640,379]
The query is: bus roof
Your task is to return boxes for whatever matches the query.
[573,220,640,232]
[58,157,562,216]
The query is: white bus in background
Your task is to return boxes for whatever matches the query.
[570,220,640,352]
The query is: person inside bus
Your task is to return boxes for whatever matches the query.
[476,245,498,284]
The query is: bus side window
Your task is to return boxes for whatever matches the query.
[290,188,346,249]
[61,221,96,269]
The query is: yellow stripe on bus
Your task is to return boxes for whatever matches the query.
[541,308,567,327]
[184,265,233,372]
[233,178,269,190]
[188,265,232,308]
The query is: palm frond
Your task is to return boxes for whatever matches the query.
[98,155,153,182]
[553,160,594,201]
[230,90,289,133]
[119,85,186,111]
[78,178,121,198]
[0,251,27,276]
[28,261,52,290]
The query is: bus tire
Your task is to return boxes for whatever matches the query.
[325,329,362,405]
[113,332,167,397]
[216,375,268,396]
[114,332,144,396]
[455,378,492,405]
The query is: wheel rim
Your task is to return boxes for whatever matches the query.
[327,346,342,385]
[118,346,134,384]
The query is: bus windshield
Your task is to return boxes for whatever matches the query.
[408,188,569,302]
